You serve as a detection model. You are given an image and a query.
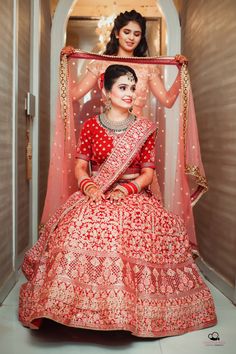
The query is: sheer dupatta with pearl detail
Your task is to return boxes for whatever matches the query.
[41,51,207,252]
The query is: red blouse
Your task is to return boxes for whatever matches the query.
[76,116,156,172]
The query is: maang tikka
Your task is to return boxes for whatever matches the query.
[126,71,135,82]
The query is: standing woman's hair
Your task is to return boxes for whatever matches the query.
[104,10,148,57]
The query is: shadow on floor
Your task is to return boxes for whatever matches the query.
[29,319,158,349]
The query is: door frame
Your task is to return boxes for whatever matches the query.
[28,0,40,247]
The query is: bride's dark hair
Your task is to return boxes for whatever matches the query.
[104,64,138,91]
[104,10,148,57]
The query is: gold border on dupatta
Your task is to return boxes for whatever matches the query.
[59,54,69,141]
[180,64,208,203]
[185,165,208,191]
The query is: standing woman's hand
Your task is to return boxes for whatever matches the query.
[175,54,188,68]
[60,46,75,59]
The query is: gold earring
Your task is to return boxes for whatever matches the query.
[105,96,111,111]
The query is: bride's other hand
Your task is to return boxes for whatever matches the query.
[106,190,126,204]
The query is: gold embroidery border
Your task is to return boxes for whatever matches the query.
[185,165,208,191]
[59,54,69,141]
[181,65,208,201]
[180,63,189,161]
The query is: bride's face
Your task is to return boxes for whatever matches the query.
[109,74,136,111]
[116,21,142,54]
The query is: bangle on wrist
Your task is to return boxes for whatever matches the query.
[114,181,141,195]
[78,176,98,194]
[79,177,91,190]
[78,176,90,186]
[83,181,95,190]
[84,182,97,193]
[84,184,98,195]
[131,181,141,193]
[113,185,129,196]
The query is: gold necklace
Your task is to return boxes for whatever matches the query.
[99,113,136,132]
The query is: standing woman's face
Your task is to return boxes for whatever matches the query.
[116,21,142,55]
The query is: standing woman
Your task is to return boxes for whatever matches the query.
[62,10,185,114]
[19,64,217,336]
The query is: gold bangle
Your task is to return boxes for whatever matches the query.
[113,185,128,196]
[132,181,141,193]
[84,184,98,195]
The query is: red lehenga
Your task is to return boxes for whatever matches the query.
[19,111,217,336]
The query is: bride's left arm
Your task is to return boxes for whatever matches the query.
[113,132,156,196]
[111,168,154,199]
[132,167,154,189]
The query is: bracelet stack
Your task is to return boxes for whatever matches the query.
[114,181,141,196]
[78,176,97,195]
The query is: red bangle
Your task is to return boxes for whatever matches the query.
[129,182,139,194]
[84,184,97,194]
[80,178,91,191]
[122,183,133,195]
[119,182,140,195]
[81,180,92,189]
[80,181,92,191]
[79,177,97,194]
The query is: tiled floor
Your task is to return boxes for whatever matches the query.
[0,272,235,354]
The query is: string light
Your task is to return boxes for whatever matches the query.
[95,14,116,52]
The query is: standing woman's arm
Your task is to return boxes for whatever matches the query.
[61,46,100,100]
[71,71,98,100]
[149,68,181,108]
[148,55,187,108]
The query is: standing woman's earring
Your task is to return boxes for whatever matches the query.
[105,96,111,111]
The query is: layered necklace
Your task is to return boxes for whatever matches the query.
[99,113,136,133]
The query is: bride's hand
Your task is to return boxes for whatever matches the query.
[60,46,75,59]
[85,186,105,204]
[106,190,126,204]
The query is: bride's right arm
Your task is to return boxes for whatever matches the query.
[75,159,90,182]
